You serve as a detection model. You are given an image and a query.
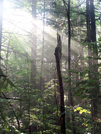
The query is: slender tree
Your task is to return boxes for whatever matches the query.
[62,0,76,133]
[67,0,76,133]
[29,0,37,132]
[90,0,99,124]
[77,0,84,79]
[31,0,37,89]
[86,0,91,64]
[40,0,45,91]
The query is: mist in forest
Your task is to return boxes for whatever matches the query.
[0,0,101,133]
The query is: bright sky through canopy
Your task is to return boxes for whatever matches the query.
[3,0,45,35]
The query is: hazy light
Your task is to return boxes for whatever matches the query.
[3,0,45,34]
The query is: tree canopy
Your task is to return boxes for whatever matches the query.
[0,0,101,133]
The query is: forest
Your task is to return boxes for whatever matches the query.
[0,0,101,133]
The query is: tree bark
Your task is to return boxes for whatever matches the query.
[54,33,66,134]
[86,0,92,74]
[67,0,76,133]
[40,0,45,91]
[86,0,99,133]
[90,0,99,128]
[31,0,37,89]
[62,0,76,133]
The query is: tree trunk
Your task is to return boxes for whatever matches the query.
[68,0,76,133]
[31,0,37,89]
[86,0,92,77]
[86,0,93,122]
[76,1,83,133]
[40,0,45,91]
[90,1,99,132]
[67,0,74,108]
[54,33,66,134]
[62,0,76,133]
[86,0,99,133]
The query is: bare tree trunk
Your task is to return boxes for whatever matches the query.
[40,0,45,91]
[54,72,60,126]
[86,0,92,69]
[76,1,83,134]
[29,1,37,133]
[31,0,37,89]
[90,1,99,133]
[86,0,99,133]
[77,0,80,81]
[67,0,76,133]
[67,0,73,108]
[86,0,93,124]
[77,0,84,79]
[54,33,65,134]
[62,0,76,133]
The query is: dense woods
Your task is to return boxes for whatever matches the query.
[0,0,101,133]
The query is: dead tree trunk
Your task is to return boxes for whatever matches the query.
[54,33,65,134]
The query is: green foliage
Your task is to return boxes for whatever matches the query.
[1,0,101,133]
